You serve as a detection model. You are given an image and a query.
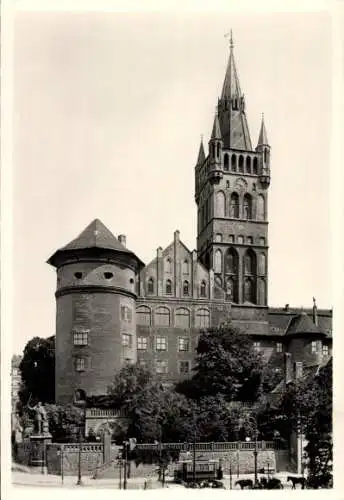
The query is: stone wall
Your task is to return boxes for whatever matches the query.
[46,443,103,476]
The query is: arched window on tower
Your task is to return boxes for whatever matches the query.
[224,153,229,171]
[147,277,154,295]
[230,193,239,218]
[216,143,220,158]
[211,143,215,158]
[195,308,210,328]
[239,155,244,173]
[165,279,172,295]
[137,305,151,326]
[244,249,257,275]
[264,148,267,163]
[155,306,170,326]
[225,276,236,302]
[215,249,222,273]
[175,307,190,328]
[259,253,266,275]
[215,191,225,218]
[253,157,258,174]
[244,278,254,303]
[225,248,238,274]
[243,193,252,220]
[257,194,265,221]
[260,278,267,305]
[183,280,190,296]
[231,154,237,172]
[200,280,207,298]
[246,156,251,174]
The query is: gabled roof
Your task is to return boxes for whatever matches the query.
[285,312,326,337]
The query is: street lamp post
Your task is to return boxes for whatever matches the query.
[76,426,83,486]
[123,441,129,490]
[192,428,197,484]
[253,425,258,486]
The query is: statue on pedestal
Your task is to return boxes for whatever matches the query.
[27,400,49,435]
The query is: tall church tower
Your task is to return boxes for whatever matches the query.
[195,32,271,306]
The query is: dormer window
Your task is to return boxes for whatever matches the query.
[104,272,113,280]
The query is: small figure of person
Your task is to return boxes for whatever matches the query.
[11,413,23,460]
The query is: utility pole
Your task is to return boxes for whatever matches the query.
[253,423,258,486]
[192,428,196,484]
[76,426,83,485]
[123,441,128,490]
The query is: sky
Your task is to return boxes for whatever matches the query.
[12,11,333,354]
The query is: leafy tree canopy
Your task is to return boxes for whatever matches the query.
[18,336,55,407]
[176,323,264,402]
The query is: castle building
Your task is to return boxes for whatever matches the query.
[48,34,332,405]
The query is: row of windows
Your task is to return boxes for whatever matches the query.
[199,192,266,233]
[214,275,266,304]
[312,341,329,356]
[137,306,210,328]
[139,359,191,375]
[253,341,283,353]
[223,153,259,174]
[164,258,190,275]
[214,248,266,275]
[137,336,191,352]
[215,234,266,246]
[147,278,207,297]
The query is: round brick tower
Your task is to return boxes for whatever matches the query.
[48,219,144,405]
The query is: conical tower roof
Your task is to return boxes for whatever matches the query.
[211,113,222,140]
[286,312,326,337]
[257,114,269,146]
[196,139,206,165]
[48,219,144,268]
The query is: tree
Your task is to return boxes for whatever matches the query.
[18,336,55,407]
[176,323,263,402]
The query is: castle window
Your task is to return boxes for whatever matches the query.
[243,193,253,220]
[247,236,253,244]
[322,344,329,356]
[244,249,257,274]
[73,331,89,346]
[311,341,317,354]
[104,272,114,280]
[215,275,222,287]
[166,258,172,274]
[137,306,151,326]
[224,154,229,171]
[253,157,258,174]
[246,156,252,174]
[229,234,235,243]
[183,281,190,296]
[237,235,244,244]
[259,237,266,246]
[264,148,267,163]
[216,142,220,158]
[226,180,230,188]
[182,260,189,274]
[214,249,222,273]
[215,233,222,243]
[231,154,237,171]
[239,155,244,172]
[165,279,172,295]
[178,337,190,352]
[276,342,283,353]
[155,307,170,326]
[175,307,190,328]
[121,306,132,323]
[253,341,261,352]
[137,337,148,350]
[121,333,132,348]
[74,272,83,280]
[259,254,266,275]
[225,248,238,274]
[225,277,235,301]
[75,357,86,372]
[195,308,210,328]
[215,191,225,218]
[156,336,167,351]
[230,192,239,218]
[130,278,134,284]
[211,143,215,158]
[155,360,168,374]
[200,280,207,297]
[244,278,254,302]
[147,277,154,295]
[179,360,190,374]
[257,194,265,221]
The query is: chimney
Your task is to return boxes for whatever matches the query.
[285,304,290,312]
[118,234,126,247]
[294,361,303,380]
[312,297,318,326]
[284,353,293,387]
[174,230,180,243]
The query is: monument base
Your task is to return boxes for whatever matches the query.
[29,434,52,468]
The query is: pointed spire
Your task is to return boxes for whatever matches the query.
[257,113,269,146]
[221,31,242,100]
[196,137,206,165]
[211,111,222,140]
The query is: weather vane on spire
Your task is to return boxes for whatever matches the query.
[224,29,234,49]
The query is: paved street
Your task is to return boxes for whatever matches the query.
[12,469,299,490]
